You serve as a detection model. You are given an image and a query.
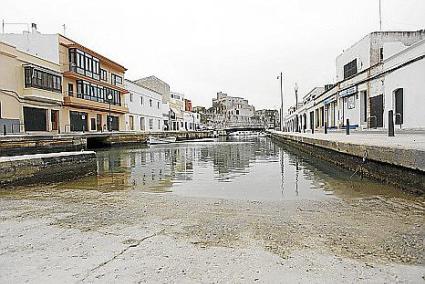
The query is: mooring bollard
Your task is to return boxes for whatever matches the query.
[324,122,328,134]
[311,126,314,134]
[346,119,350,135]
[388,110,395,137]
[3,125,6,136]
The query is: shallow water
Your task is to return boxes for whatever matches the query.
[53,137,416,201]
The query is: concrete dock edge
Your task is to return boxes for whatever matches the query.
[0,151,97,187]
[269,131,425,194]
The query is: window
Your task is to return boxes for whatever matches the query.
[149,99,152,107]
[347,96,356,109]
[111,74,123,86]
[158,119,161,130]
[149,119,153,130]
[157,101,160,109]
[343,59,358,79]
[130,93,133,102]
[68,83,73,96]
[24,66,62,93]
[140,96,144,105]
[380,48,384,62]
[76,80,121,106]
[69,48,100,80]
[100,68,108,81]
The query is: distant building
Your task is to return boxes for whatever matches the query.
[125,80,164,132]
[254,109,279,129]
[209,91,256,128]
[184,99,192,112]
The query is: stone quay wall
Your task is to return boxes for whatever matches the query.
[270,131,425,194]
[0,151,97,187]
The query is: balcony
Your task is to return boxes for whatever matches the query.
[64,95,128,114]
[63,65,128,94]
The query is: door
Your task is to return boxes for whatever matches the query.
[140,117,145,131]
[395,88,403,125]
[91,118,96,131]
[129,115,134,130]
[51,110,59,131]
[70,111,88,132]
[310,111,314,130]
[369,95,383,128]
[96,114,102,131]
[24,107,47,131]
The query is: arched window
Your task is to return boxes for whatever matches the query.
[394,88,403,125]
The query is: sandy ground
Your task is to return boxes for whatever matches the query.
[0,186,424,283]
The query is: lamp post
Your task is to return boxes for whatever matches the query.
[107,93,113,131]
[277,72,284,131]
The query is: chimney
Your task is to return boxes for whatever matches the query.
[31,23,37,33]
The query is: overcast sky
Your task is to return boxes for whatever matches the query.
[1,0,424,110]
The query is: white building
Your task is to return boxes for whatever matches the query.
[383,38,425,129]
[169,92,185,131]
[283,30,425,132]
[124,80,164,132]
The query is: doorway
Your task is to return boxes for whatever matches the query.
[369,95,383,128]
[395,88,403,125]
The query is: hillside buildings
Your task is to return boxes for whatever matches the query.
[283,30,425,132]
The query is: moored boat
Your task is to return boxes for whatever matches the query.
[147,136,177,144]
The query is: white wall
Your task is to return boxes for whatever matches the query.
[336,35,371,81]
[0,33,59,64]
[383,40,425,129]
[125,80,164,131]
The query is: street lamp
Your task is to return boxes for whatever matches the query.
[107,93,113,131]
[277,72,284,132]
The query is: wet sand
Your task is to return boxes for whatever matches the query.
[0,186,424,283]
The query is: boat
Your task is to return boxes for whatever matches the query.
[147,136,177,144]
[228,131,260,137]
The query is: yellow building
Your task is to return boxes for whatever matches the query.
[59,35,128,132]
[0,41,63,133]
[0,27,128,133]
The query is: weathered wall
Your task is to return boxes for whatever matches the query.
[270,132,425,194]
[0,151,97,186]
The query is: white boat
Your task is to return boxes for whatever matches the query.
[147,136,177,144]
[228,131,259,137]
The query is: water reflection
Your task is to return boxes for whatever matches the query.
[55,137,414,201]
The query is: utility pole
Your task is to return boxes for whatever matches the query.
[62,24,66,36]
[379,0,382,31]
[277,72,284,132]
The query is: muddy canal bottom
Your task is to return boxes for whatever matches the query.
[0,137,424,283]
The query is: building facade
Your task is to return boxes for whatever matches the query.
[209,91,256,129]
[0,40,63,133]
[125,80,164,132]
[1,26,129,133]
[284,30,425,132]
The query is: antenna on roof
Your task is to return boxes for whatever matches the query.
[379,0,382,31]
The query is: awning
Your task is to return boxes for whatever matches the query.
[339,85,358,98]
[323,95,336,105]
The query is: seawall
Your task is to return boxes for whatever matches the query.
[270,131,425,194]
[0,151,97,187]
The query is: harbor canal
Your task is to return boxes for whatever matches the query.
[0,137,424,283]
